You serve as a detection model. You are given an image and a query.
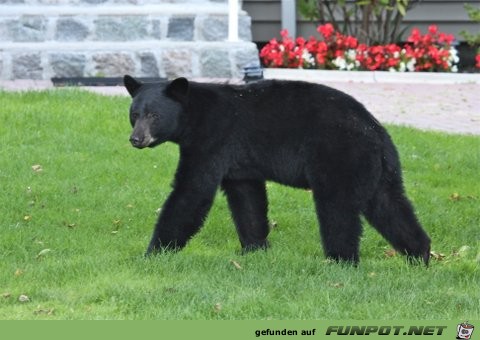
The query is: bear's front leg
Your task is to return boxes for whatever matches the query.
[146,160,223,255]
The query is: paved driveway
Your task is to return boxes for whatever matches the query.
[1,79,479,135]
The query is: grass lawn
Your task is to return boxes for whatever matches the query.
[0,89,478,320]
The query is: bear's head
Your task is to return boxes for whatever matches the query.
[123,75,189,149]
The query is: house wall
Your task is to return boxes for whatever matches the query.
[243,0,480,42]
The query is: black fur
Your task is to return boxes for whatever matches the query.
[123,75,431,265]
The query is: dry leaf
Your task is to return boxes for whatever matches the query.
[368,272,376,278]
[449,193,461,201]
[24,215,31,221]
[269,220,278,229]
[18,295,30,303]
[34,307,55,316]
[2,292,11,299]
[31,165,43,172]
[230,260,242,270]
[384,249,397,258]
[213,303,222,313]
[36,249,52,259]
[14,269,24,277]
[330,282,344,288]
[452,245,470,258]
[430,250,446,261]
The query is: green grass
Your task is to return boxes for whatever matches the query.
[0,89,478,320]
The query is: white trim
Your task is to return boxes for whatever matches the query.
[0,4,243,16]
[264,68,480,84]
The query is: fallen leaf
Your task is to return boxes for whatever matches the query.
[36,249,52,259]
[367,272,376,278]
[18,295,30,303]
[269,220,278,229]
[2,292,11,299]
[330,282,344,288]
[430,250,446,261]
[31,164,43,172]
[213,303,222,313]
[34,307,55,316]
[24,215,31,221]
[384,249,397,258]
[449,193,461,201]
[14,269,24,277]
[230,260,242,270]
[111,230,119,235]
[453,245,471,258]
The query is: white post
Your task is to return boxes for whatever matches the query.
[228,0,239,42]
[281,0,296,37]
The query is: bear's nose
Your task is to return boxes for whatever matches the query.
[129,135,144,148]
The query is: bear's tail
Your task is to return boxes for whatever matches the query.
[363,133,431,264]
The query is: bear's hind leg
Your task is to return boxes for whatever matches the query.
[222,179,270,252]
[363,180,431,264]
[312,194,363,264]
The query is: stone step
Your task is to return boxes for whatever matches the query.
[2,0,225,4]
[0,4,252,42]
[0,40,259,79]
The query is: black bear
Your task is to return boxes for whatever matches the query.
[123,75,431,264]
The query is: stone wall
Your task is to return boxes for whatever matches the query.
[0,1,260,79]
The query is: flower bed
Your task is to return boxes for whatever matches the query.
[259,24,479,73]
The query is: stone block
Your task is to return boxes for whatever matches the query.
[55,18,90,42]
[12,53,43,79]
[50,53,86,77]
[10,16,46,42]
[93,53,135,76]
[200,49,231,78]
[162,50,193,79]
[200,15,252,41]
[95,16,148,41]
[139,52,159,77]
[167,17,194,41]
[151,19,162,40]
[232,44,260,77]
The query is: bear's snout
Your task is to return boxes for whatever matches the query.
[130,135,146,149]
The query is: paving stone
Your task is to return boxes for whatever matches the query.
[167,17,194,41]
[9,16,46,42]
[12,53,43,79]
[200,15,252,41]
[93,53,135,76]
[50,53,86,77]
[162,49,193,78]
[95,16,148,41]
[55,18,90,42]
[200,49,231,78]
[139,52,159,76]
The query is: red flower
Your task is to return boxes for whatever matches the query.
[317,23,334,39]
[476,54,480,68]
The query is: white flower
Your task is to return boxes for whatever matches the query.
[301,49,315,67]
[451,65,458,73]
[388,67,397,72]
[346,49,357,60]
[393,51,400,59]
[406,58,416,72]
[333,56,347,70]
[399,62,406,72]
[449,47,460,63]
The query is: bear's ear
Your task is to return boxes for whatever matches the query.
[123,75,142,97]
[166,77,189,102]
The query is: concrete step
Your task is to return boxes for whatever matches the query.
[0,4,252,42]
[0,40,259,79]
[2,0,226,4]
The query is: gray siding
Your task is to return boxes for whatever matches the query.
[244,0,480,42]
